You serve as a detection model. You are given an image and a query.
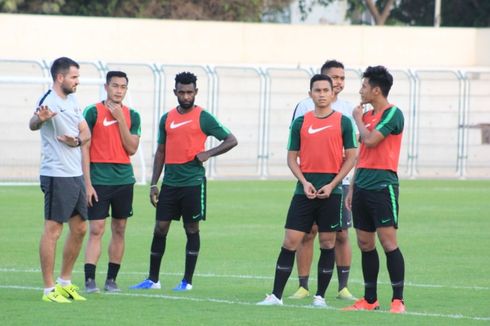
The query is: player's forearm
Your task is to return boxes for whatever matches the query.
[206,134,238,158]
[332,149,356,188]
[287,152,308,185]
[78,121,91,146]
[118,124,140,155]
[81,142,93,186]
[29,115,43,131]
[150,150,165,186]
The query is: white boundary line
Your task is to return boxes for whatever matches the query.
[0,285,489,322]
[1,267,489,291]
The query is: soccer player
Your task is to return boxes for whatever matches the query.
[343,66,406,313]
[130,71,237,291]
[257,74,357,307]
[82,71,141,293]
[29,57,90,303]
[289,60,357,301]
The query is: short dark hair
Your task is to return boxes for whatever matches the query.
[106,71,128,84]
[320,60,344,74]
[310,74,333,90]
[175,72,197,88]
[362,65,393,97]
[50,57,79,81]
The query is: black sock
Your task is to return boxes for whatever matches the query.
[149,233,167,282]
[362,249,379,303]
[84,263,96,282]
[107,262,120,281]
[386,248,405,301]
[316,248,335,298]
[299,275,309,290]
[272,247,296,300]
[184,231,200,284]
[337,266,350,291]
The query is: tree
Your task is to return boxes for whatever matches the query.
[297,0,490,27]
[0,0,293,22]
[298,0,395,25]
[441,0,490,27]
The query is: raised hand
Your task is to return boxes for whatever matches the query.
[36,105,57,122]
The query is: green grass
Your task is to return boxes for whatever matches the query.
[1,180,490,325]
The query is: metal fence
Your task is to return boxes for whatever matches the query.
[1,59,489,183]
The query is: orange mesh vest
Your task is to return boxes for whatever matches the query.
[299,111,344,173]
[357,106,403,172]
[90,102,131,164]
[164,106,207,164]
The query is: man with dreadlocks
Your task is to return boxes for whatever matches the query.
[130,71,237,291]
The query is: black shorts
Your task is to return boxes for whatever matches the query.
[352,185,400,232]
[285,194,342,233]
[40,175,88,223]
[88,184,134,220]
[156,180,206,223]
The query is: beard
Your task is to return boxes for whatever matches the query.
[178,99,194,110]
[61,83,76,96]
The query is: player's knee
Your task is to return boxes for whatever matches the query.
[44,224,62,240]
[154,221,169,236]
[112,221,126,238]
[73,222,87,238]
[379,238,398,252]
[336,230,348,245]
[184,223,199,234]
[283,237,302,251]
[89,224,105,238]
[357,238,375,251]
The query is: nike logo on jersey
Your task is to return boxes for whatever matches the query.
[103,118,118,127]
[308,125,332,134]
[170,120,192,129]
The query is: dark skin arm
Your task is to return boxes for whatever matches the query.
[149,143,166,207]
[195,133,238,163]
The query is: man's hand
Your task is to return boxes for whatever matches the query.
[303,182,317,199]
[107,101,124,121]
[150,186,159,207]
[195,152,210,163]
[86,185,98,207]
[352,104,364,122]
[57,134,80,147]
[317,183,333,199]
[345,187,354,211]
[36,105,57,122]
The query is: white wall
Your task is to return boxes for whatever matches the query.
[475,28,490,66]
[0,13,488,68]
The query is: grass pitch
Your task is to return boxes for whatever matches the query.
[1,180,489,325]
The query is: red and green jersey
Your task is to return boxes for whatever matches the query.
[355,105,404,190]
[288,110,357,195]
[158,106,230,187]
[83,102,141,185]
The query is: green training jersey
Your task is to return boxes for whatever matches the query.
[83,104,141,185]
[355,107,404,190]
[288,112,357,195]
[158,109,230,187]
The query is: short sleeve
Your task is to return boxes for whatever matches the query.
[288,116,304,151]
[157,113,168,144]
[129,109,141,136]
[200,110,231,141]
[376,107,404,137]
[341,115,358,149]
